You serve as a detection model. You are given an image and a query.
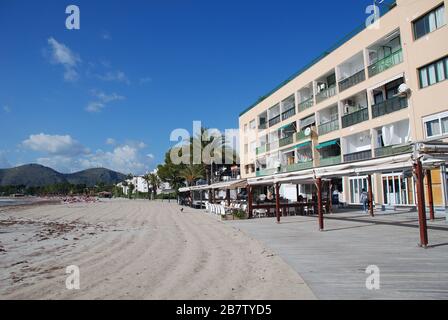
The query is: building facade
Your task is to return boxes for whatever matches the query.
[239,0,448,208]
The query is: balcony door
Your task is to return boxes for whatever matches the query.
[382,173,415,206]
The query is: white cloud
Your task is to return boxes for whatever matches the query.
[86,102,105,113]
[22,133,88,156]
[2,105,11,113]
[101,31,112,40]
[96,70,130,85]
[106,138,116,145]
[47,37,81,82]
[86,90,125,113]
[139,77,152,84]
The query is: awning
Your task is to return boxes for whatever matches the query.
[315,139,339,149]
[179,179,247,192]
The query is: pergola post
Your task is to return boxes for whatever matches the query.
[275,183,281,223]
[296,184,300,202]
[316,178,324,231]
[367,175,374,217]
[226,189,231,207]
[327,181,333,214]
[247,185,253,219]
[414,160,429,247]
[426,170,435,221]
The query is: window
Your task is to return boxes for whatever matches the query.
[424,112,448,138]
[413,4,446,40]
[249,120,256,130]
[244,144,248,154]
[419,56,448,88]
[250,141,256,154]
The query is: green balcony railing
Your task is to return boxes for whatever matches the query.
[368,49,403,78]
[296,130,312,142]
[338,69,366,92]
[319,155,341,167]
[298,96,314,112]
[279,135,294,148]
[344,150,372,162]
[281,161,314,173]
[316,85,337,104]
[256,144,268,155]
[372,96,408,118]
[256,168,278,177]
[341,108,369,128]
[318,118,339,135]
[375,144,412,158]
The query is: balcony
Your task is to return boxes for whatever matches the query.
[256,144,269,155]
[341,108,369,128]
[375,144,412,158]
[319,155,341,167]
[268,115,281,127]
[338,70,366,92]
[343,150,372,163]
[256,168,278,177]
[318,119,339,136]
[296,130,312,142]
[279,135,294,148]
[281,161,313,173]
[258,122,267,130]
[368,49,403,78]
[298,97,314,112]
[372,96,408,118]
[282,107,296,121]
[316,85,337,104]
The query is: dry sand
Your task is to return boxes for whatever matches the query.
[0,199,315,300]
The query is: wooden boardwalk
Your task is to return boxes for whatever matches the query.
[227,210,448,300]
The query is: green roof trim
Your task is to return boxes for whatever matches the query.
[239,1,397,118]
[316,139,339,150]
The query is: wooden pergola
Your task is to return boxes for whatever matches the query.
[246,141,448,248]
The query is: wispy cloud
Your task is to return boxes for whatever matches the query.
[106,138,116,145]
[139,77,152,85]
[96,70,130,85]
[86,90,125,113]
[100,30,112,40]
[2,105,11,113]
[47,37,81,82]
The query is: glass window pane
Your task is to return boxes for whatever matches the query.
[445,58,448,80]
[420,68,429,88]
[428,64,437,85]
[436,6,446,28]
[437,61,446,81]
[426,119,441,137]
[442,117,448,134]
[429,12,437,32]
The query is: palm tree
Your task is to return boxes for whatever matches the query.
[180,164,204,207]
[144,173,161,200]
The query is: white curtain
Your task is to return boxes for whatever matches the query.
[436,6,446,28]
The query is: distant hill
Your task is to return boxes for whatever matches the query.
[0,164,126,187]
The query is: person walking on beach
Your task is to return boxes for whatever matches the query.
[360,189,368,213]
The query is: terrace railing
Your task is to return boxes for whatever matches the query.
[258,122,267,130]
[298,96,314,112]
[316,85,337,104]
[368,48,403,78]
[319,155,341,167]
[282,107,296,121]
[281,161,313,173]
[296,130,312,142]
[256,144,269,155]
[372,96,408,118]
[374,144,412,158]
[268,115,281,127]
[279,135,295,148]
[318,118,339,136]
[338,69,366,92]
[256,168,278,177]
[343,150,372,162]
[341,107,369,128]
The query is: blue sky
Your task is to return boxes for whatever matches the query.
[0,0,388,174]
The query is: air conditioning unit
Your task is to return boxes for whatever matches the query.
[396,83,411,97]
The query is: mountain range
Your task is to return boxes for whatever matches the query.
[0,164,127,187]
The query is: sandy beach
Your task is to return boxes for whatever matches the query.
[0,199,315,300]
